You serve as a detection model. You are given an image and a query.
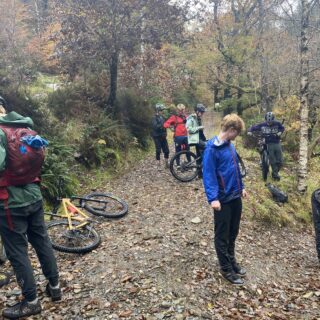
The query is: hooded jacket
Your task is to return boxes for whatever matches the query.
[186,113,206,144]
[248,120,284,144]
[203,136,244,204]
[0,112,42,210]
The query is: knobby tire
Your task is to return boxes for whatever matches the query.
[0,237,6,264]
[169,150,199,182]
[46,220,101,254]
[83,193,128,218]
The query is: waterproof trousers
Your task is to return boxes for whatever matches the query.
[213,197,242,272]
[0,200,59,301]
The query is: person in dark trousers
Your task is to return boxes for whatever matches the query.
[203,114,248,285]
[151,103,169,169]
[163,103,189,166]
[0,96,61,319]
[311,189,320,263]
[248,112,284,180]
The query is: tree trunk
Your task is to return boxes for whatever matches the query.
[107,52,119,108]
[258,0,270,112]
[297,0,310,193]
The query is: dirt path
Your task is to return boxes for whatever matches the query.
[0,112,319,320]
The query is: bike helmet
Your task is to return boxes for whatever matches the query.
[265,112,274,122]
[155,103,165,112]
[0,96,7,108]
[195,103,206,113]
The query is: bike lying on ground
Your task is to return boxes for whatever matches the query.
[46,192,128,254]
[169,147,246,183]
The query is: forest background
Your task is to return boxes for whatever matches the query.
[0,0,320,225]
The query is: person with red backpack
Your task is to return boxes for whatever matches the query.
[163,104,189,165]
[0,96,60,319]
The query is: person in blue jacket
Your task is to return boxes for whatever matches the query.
[203,114,248,285]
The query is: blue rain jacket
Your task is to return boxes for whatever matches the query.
[203,136,244,204]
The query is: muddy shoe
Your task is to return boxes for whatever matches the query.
[164,159,169,169]
[2,299,42,319]
[220,270,244,285]
[46,283,62,302]
[232,263,247,277]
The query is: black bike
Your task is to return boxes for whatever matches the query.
[169,148,246,183]
[250,132,269,181]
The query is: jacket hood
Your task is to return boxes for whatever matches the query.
[207,136,230,149]
[0,111,34,128]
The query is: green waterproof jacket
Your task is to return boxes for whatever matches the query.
[186,114,204,144]
[0,112,42,211]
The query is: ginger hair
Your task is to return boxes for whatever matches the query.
[221,113,245,133]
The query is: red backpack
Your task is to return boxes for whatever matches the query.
[0,125,45,187]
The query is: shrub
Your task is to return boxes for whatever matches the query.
[116,89,153,148]
[41,139,79,203]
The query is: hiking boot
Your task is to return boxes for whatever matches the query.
[46,283,62,302]
[164,159,169,169]
[232,263,247,277]
[272,173,280,181]
[2,299,42,319]
[220,270,244,286]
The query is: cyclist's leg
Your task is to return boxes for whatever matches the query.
[27,201,59,287]
[174,137,183,166]
[274,143,283,173]
[267,143,279,178]
[0,210,38,302]
[182,136,191,161]
[160,137,169,168]
[311,190,320,262]
[153,137,162,161]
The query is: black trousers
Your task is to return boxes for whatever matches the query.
[213,197,242,272]
[311,189,320,260]
[0,200,59,301]
[153,136,169,160]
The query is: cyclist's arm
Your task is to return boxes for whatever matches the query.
[186,117,203,134]
[163,115,175,129]
[152,117,163,131]
[248,123,264,132]
[203,146,219,203]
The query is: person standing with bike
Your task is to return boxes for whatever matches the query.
[186,104,207,178]
[248,112,284,181]
[203,114,248,285]
[164,104,189,166]
[151,103,170,170]
[0,96,61,319]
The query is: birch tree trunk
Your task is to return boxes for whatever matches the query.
[297,0,311,193]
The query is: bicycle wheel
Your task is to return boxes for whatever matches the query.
[82,193,128,218]
[261,150,269,181]
[47,220,101,254]
[169,150,199,182]
[0,237,6,264]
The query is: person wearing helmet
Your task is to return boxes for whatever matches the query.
[151,103,169,169]
[163,104,189,165]
[186,104,207,177]
[248,111,284,180]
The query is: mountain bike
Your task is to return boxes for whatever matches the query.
[249,131,269,181]
[46,189,128,254]
[169,147,246,182]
